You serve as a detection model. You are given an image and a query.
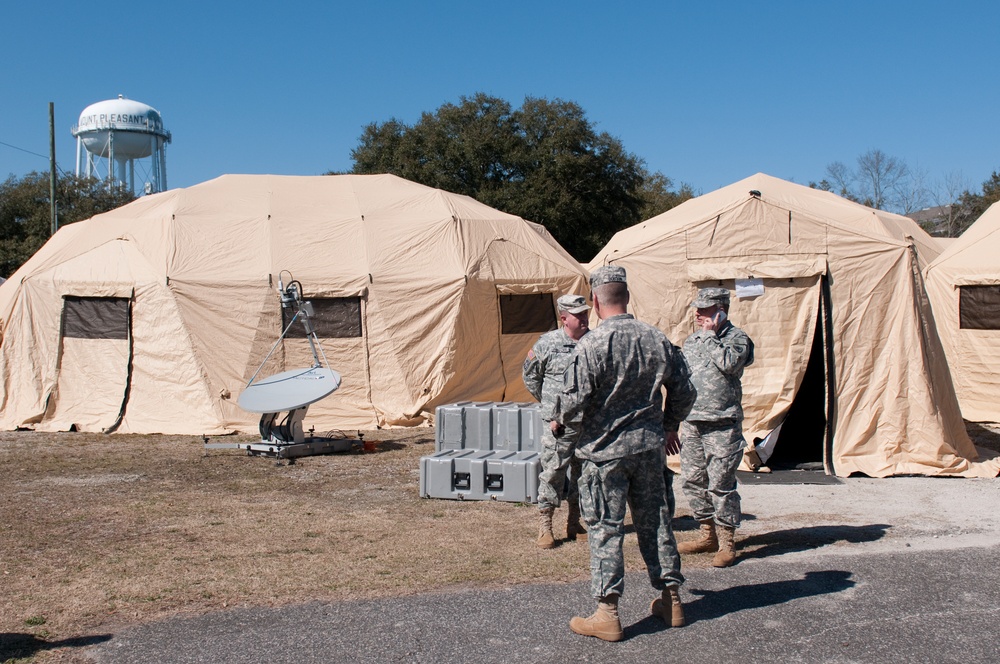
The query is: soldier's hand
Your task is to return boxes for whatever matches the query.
[665,431,681,455]
[550,420,565,437]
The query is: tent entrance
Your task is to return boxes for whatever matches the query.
[496,292,557,401]
[44,296,133,432]
[764,285,834,472]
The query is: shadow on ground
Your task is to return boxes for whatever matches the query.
[365,435,435,453]
[738,524,891,560]
[625,570,855,637]
[0,632,111,661]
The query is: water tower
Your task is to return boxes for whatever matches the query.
[72,95,171,195]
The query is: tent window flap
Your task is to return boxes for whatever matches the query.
[500,293,556,334]
[62,296,130,339]
[282,297,363,338]
[959,286,1000,330]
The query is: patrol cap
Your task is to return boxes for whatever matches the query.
[557,294,590,314]
[691,287,731,308]
[589,265,627,290]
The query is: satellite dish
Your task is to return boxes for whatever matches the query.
[238,366,341,413]
[204,273,363,458]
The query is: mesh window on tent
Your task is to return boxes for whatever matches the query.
[281,297,363,338]
[500,293,557,334]
[959,286,1000,330]
[62,296,130,339]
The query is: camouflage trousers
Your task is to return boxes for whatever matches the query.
[537,428,581,510]
[578,446,683,599]
[664,466,677,517]
[679,420,744,529]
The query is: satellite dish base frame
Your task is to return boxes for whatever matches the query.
[203,404,363,461]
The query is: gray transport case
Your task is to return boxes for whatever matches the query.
[422,401,545,502]
[419,449,541,503]
[434,401,542,453]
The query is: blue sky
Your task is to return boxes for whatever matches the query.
[2,1,999,201]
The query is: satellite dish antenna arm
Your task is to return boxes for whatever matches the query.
[244,275,329,388]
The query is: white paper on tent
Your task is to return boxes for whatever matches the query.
[735,278,765,299]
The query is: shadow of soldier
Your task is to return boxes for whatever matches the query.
[738,523,892,560]
[0,632,112,661]
[684,570,855,623]
[625,570,855,637]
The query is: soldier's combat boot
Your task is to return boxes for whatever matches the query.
[677,520,718,554]
[536,506,556,549]
[650,586,685,627]
[569,595,623,642]
[566,500,588,541]
[713,526,737,567]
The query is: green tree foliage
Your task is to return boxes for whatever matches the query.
[349,93,690,261]
[951,170,1000,236]
[637,171,695,222]
[0,172,135,277]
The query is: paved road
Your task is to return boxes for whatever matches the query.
[58,476,997,662]
[86,542,1000,663]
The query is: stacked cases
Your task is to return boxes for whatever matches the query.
[419,402,543,502]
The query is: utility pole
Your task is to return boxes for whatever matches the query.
[49,102,58,236]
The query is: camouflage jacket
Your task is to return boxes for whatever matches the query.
[557,314,695,462]
[682,321,754,423]
[522,327,581,422]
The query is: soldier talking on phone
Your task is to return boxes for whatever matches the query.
[677,287,754,567]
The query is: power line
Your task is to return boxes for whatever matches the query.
[0,138,50,160]
[0,139,75,178]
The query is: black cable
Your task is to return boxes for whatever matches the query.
[0,140,75,178]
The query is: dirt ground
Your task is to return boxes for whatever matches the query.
[2,423,999,663]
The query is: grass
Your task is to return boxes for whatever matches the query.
[0,428,669,662]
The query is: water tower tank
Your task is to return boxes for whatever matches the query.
[72,95,171,195]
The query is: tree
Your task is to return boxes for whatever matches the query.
[892,163,931,216]
[636,171,695,221]
[855,149,910,211]
[930,171,972,237]
[349,93,689,260]
[822,161,857,201]
[950,170,1000,236]
[821,149,927,214]
[0,172,135,277]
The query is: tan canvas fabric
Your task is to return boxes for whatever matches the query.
[590,173,998,478]
[925,202,1000,423]
[0,174,588,434]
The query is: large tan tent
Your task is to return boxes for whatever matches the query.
[0,174,589,434]
[924,201,1000,423]
[590,173,999,478]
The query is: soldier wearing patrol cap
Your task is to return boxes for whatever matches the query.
[555,265,695,642]
[522,293,592,549]
[677,287,755,568]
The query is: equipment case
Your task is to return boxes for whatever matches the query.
[434,401,542,453]
[419,449,541,503]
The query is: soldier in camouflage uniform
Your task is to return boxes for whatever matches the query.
[555,266,696,642]
[678,287,755,568]
[522,294,591,549]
